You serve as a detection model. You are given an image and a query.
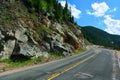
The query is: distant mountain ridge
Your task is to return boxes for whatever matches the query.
[81,26,120,49]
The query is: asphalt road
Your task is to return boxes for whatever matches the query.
[0,48,119,80]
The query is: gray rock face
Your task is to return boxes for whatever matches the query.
[0,21,85,60]
[53,42,74,55]
[0,31,4,40]
[41,41,50,50]
[44,33,74,55]
[0,28,49,59]
[0,40,15,59]
[51,23,64,35]
[64,31,80,49]
[15,29,28,43]
[13,43,49,58]
[18,43,34,57]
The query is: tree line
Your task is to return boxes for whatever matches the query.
[25,0,74,23]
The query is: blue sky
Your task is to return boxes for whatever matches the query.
[59,0,120,35]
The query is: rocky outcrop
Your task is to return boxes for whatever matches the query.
[50,22,65,35]
[0,29,49,59]
[50,22,83,50]
[13,43,49,58]
[0,21,85,59]
[0,1,86,60]
[64,31,80,49]
[43,33,74,55]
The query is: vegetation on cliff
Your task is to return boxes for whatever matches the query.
[0,0,84,60]
[23,0,74,23]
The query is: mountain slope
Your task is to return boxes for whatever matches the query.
[81,26,120,49]
[0,0,85,60]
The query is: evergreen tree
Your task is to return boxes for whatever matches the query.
[27,0,75,24]
[38,0,47,12]
[54,2,63,22]
[63,0,68,21]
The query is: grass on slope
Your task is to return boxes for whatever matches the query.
[0,48,86,72]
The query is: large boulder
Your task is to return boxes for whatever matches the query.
[18,43,37,57]
[12,43,49,58]
[53,42,74,55]
[0,40,15,59]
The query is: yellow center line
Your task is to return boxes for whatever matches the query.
[48,53,98,80]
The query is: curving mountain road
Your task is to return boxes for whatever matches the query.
[0,48,120,80]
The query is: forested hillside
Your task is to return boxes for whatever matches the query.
[81,26,120,49]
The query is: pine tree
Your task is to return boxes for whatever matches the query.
[55,3,63,22]
[27,0,75,23]
[63,0,68,21]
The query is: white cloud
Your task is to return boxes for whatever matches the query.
[59,1,81,19]
[87,2,109,17]
[109,8,117,12]
[104,15,120,35]
[60,1,66,7]
[113,8,117,11]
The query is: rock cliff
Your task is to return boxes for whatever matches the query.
[0,0,86,60]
